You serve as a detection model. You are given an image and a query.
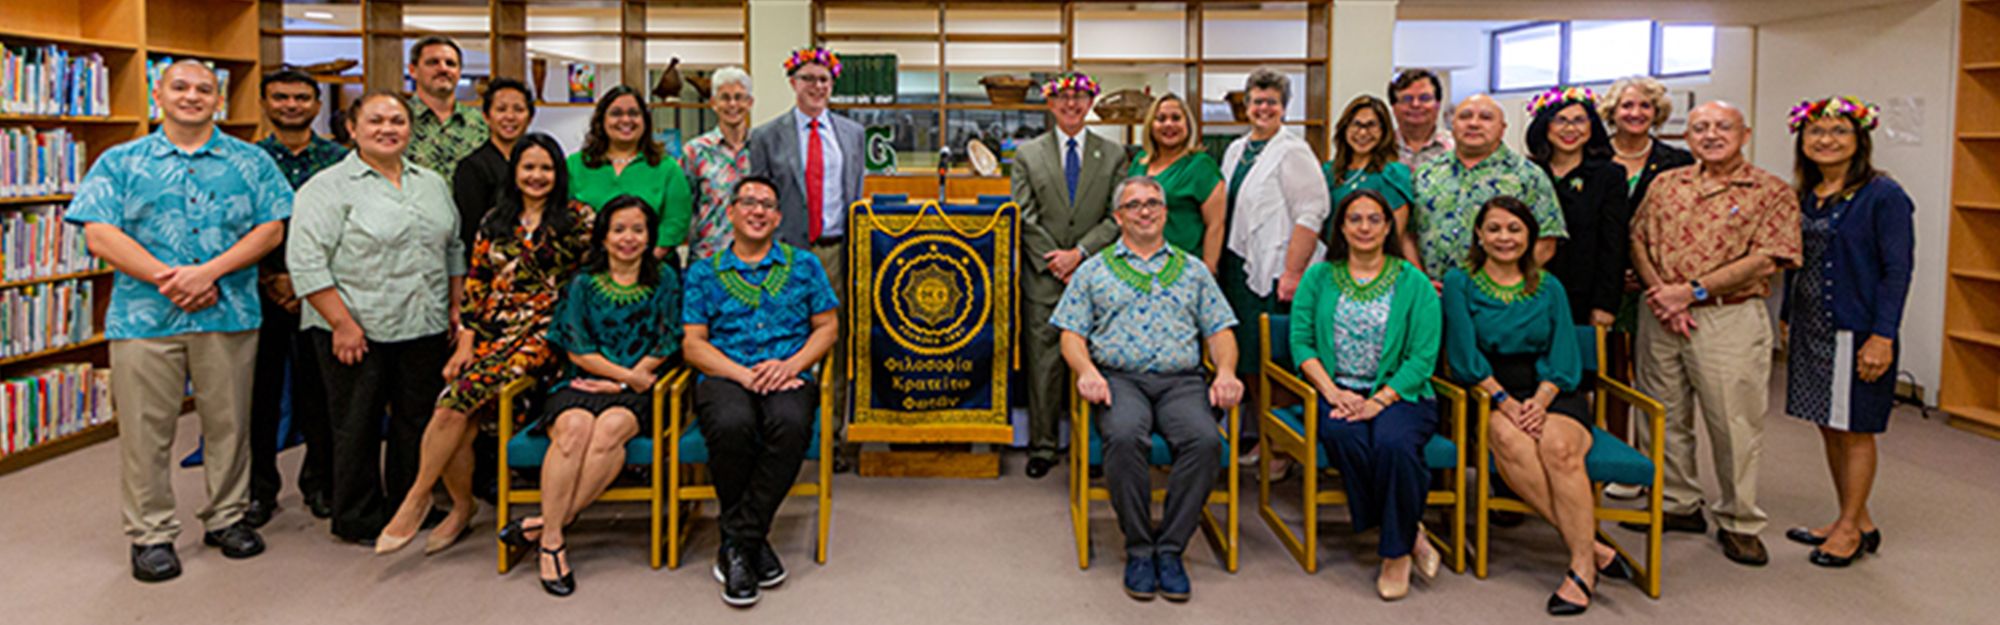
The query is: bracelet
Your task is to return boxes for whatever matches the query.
[1367,397,1388,409]
[1491,389,1510,404]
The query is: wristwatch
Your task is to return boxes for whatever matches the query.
[1491,389,1510,404]
[1690,280,1710,302]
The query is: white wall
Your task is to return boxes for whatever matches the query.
[1752,0,1960,402]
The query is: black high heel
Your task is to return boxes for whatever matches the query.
[1598,549,1634,580]
[539,545,575,597]
[499,518,545,550]
[1546,569,1594,616]
[1862,529,1882,553]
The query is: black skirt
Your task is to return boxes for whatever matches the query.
[532,386,657,433]
[1487,353,1592,430]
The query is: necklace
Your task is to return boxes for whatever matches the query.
[591,272,651,305]
[1102,246,1187,295]
[1613,136,1653,160]
[1471,268,1539,304]
[717,244,792,307]
[1330,259,1399,301]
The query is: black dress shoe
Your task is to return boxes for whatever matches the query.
[1808,543,1862,568]
[715,542,760,607]
[131,543,182,583]
[1025,457,1056,479]
[303,492,333,520]
[203,522,267,559]
[1621,510,1707,534]
[1716,530,1768,566]
[1545,569,1594,616]
[1786,527,1881,552]
[752,540,787,588]
[242,500,278,529]
[538,544,575,597]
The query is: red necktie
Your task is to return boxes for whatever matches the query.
[806,118,824,243]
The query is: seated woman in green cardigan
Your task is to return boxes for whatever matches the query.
[1439,196,1628,616]
[1289,189,1443,602]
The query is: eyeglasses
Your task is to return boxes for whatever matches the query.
[1349,120,1381,131]
[1117,198,1166,212]
[1249,97,1283,108]
[733,197,779,211]
[1344,213,1386,226]
[1805,126,1855,139]
[1396,93,1437,106]
[714,92,751,103]
[1551,116,1591,129]
[1050,92,1093,103]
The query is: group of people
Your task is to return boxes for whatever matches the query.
[73,31,1912,615]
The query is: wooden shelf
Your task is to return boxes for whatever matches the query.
[536,101,600,108]
[818,31,938,42]
[0,268,112,291]
[1200,57,1326,67]
[0,336,107,368]
[1959,132,2000,141]
[831,102,938,110]
[261,29,364,38]
[1951,268,2000,284]
[146,46,257,66]
[1967,61,2000,72]
[945,33,1064,43]
[1960,201,2000,213]
[638,31,747,41]
[1203,120,1327,128]
[1947,330,2000,350]
[0,194,73,205]
[0,114,143,125]
[1943,404,2000,429]
[0,421,117,477]
[651,101,715,110]
[946,102,1045,112]
[0,28,140,53]
[1071,57,1196,66]
[367,29,491,39]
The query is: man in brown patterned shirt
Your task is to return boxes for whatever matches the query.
[1628,101,1800,567]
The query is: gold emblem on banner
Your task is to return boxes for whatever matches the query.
[880,236,988,356]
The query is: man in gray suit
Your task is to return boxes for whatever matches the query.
[1010,72,1130,478]
[749,47,865,435]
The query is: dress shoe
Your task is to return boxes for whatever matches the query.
[498,518,544,550]
[1808,543,1863,568]
[1376,566,1410,601]
[538,544,575,597]
[1545,569,1594,616]
[752,540,787,588]
[716,542,761,607]
[1716,530,1768,566]
[1621,509,1707,534]
[203,522,267,559]
[1155,553,1190,602]
[242,499,278,529]
[1786,527,1881,553]
[303,491,333,519]
[1598,547,1635,580]
[425,520,475,556]
[1123,555,1157,600]
[373,529,416,555]
[131,543,182,582]
[1413,526,1441,580]
[1025,457,1056,479]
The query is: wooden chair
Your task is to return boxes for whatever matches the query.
[664,353,835,569]
[1068,363,1241,572]
[1473,324,1668,598]
[1254,313,1469,574]
[494,369,682,572]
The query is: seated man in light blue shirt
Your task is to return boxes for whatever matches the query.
[1052,175,1242,603]
[66,59,291,583]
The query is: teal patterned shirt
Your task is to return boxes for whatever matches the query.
[254,134,349,190]
[682,243,838,367]
[547,267,683,392]
[65,129,293,340]
[1331,288,1392,390]
[406,96,487,182]
[1410,145,1567,278]
[1051,240,1237,374]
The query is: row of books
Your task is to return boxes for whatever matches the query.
[146,57,230,121]
[0,44,111,117]
[0,363,110,458]
[0,126,84,198]
[0,204,102,282]
[0,277,96,360]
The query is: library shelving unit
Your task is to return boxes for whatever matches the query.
[1944,0,2000,439]
[0,0,262,476]
[812,0,1333,186]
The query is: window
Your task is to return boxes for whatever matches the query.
[1490,21,1713,93]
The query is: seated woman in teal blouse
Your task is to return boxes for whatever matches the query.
[1323,95,1419,263]
[1439,195,1624,616]
[568,85,695,256]
[1289,189,1443,601]
[497,195,683,597]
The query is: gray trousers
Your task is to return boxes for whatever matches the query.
[1100,370,1221,559]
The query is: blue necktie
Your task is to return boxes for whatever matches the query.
[1064,137,1081,203]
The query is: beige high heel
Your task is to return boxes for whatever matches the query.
[1414,523,1441,580]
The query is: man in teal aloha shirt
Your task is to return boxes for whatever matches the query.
[1411,94,1567,278]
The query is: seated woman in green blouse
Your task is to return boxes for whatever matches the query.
[1289,189,1443,601]
[1439,196,1626,616]
[568,85,695,258]
[1127,92,1225,272]
[496,195,683,597]
[1324,95,1420,263]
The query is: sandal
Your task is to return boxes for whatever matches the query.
[499,517,546,550]
[539,544,575,597]
[1546,568,1594,616]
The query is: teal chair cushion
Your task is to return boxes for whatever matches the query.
[1266,314,1294,372]
[677,412,824,465]
[1585,427,1653,486]
[1576,325,1599,374]
[507,429,654,469]
[1268,404,1457,470]
[1085,421,1233,467]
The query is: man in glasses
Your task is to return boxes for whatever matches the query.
[1053,175,1241,602]
[1389,69,1453,169]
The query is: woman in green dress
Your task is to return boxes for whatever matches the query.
[1324,95,1419,263]
[568,84,695,257]
[1127,92,1225,273]
[1440,196,1627,616]
[498,194,683,596]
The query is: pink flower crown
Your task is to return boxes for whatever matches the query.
[1526,86,1596,118]
[784,47,841,78]
[1040,72,1100,98]
[1789,96,1879,133]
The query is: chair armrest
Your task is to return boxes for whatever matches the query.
[1595,372,1667,462]
[1262,363,1319,410]
[1430,376,1469,463]
[496,377,536,442]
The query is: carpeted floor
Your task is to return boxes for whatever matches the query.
[5,376,1996,624]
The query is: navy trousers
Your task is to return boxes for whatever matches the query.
[1318,396,1437,558]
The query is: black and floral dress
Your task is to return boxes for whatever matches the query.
[435,200,594,418]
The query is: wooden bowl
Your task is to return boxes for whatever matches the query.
[1225,91,1249,122]
[980,75,1034,105]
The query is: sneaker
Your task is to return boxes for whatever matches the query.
[202,522,267,559]
[753,540,787,588]
[715,542,760,607]
[1123,555,1157,600]
[1603,483,1646,500]
[130,543,181,582]
[1155,553,1190,602]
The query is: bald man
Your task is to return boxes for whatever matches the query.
[1624,101,1798,566]
[1409,94,1566,280]
[66,59,293,581]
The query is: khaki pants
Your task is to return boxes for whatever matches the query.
[112,331,258,545]
[1633,301,1772,534]
[811,240,849,422]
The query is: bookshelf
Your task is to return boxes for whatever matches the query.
[812,0,1333,184]
[0,0,263,476]
[1942,0,2000,439]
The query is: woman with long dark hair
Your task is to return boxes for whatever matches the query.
[376,133,594,554]
[1128,92,1226,271]
[1524,87,1629,327]
[1325,95,1420,264]
[569,85,695,255]
[501,195,682,596]
[1780,96,1913,568]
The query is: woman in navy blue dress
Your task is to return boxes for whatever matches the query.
[1779,96,1913,568]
